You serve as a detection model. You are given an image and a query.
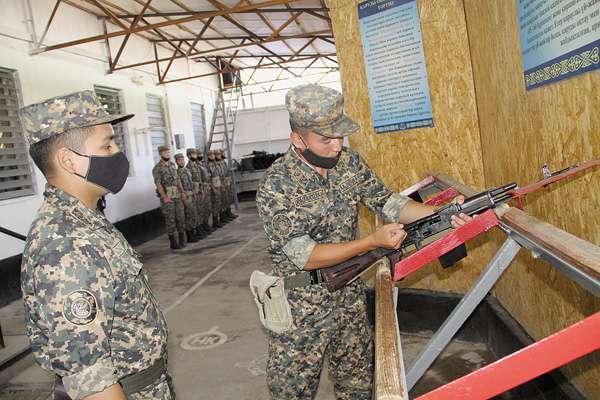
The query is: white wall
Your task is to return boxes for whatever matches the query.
[0,1,219,259]
[233,106,291,159]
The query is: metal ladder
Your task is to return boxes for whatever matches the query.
[207,85,243,208]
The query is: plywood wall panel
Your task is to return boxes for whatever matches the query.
[330,0,599,396]
[464,1,599,397]
[329,0,487,294]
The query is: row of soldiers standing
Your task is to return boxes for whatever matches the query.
[152,145,238,249]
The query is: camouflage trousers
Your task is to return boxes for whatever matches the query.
[183,194,198,231]
[266,280,374,399]
[210,188,222,218]
[159,197,185,235]
[130,371,176,399]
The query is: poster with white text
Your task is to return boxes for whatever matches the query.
[517,0,600,90]
[359,0,433,133]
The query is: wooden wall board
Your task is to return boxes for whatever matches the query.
[328,0,487,294]
[329,0,600,396]
[464,1,600,397]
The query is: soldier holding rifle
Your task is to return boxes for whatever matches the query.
[255,84,471,399]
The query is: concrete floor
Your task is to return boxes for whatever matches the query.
[0,200,499,399]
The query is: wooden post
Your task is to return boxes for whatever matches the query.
[374,258,406,399]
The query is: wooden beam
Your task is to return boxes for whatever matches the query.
[375,258,406,400]
[30,0,304,54]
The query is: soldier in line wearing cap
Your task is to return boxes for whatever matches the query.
[153,145,187,249]
[192,148,216,233]
[206,150,225,228]
[214,150,233,224]
[255,84,472,399]
[185,148,211,239]
[19,90,175,399]
[175,153,201,244]
[219,148,238,220]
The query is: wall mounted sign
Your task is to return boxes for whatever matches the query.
[358,0,434,133]
[517,0,600,90]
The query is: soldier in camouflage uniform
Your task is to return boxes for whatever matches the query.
[185,148,209,238]
[153,146,187,249]
[19,90,175,399]
[214,151,232,223]
[175,153,200,243]
[206,150,224,228]
[193,148,216,233]
[255,84,471,399]
[220,148,238,220]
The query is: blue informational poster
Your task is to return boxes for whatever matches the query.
[358,0,433,133]
[517,0,600,90]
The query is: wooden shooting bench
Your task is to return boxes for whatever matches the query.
[373,168,600,399]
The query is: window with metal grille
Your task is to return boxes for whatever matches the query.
[190,102,206,153]
[94,86,133,175]
[0,67,34,200]
[146,94,169,165]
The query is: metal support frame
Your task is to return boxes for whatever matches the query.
[405,237,522,390]
[380,171,600,398]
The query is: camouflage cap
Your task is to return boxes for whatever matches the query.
[285,84,359,138]
[174,153,184,160]
[19,90,134,144]
[207,150,215,155]
[157,145,170,153]
[186,148,197,155]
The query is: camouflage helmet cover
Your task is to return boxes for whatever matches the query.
[285,84,359,138]
[19,90,134,144]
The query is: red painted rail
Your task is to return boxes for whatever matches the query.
[416,311,600,399]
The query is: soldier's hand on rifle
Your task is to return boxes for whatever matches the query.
[450,195,473,228]
[372,223,407,250]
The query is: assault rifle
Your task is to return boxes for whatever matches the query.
[321,183,518,292]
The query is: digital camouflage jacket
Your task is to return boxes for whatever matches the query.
[256,146,410,277]
[21,185,169,399]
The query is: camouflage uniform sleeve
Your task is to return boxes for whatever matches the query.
[352,151,410,222]
[152,164,161,183]
[256,175,316,270]
[31,237,119,398]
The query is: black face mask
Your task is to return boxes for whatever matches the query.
[71,150,129,194]
[197,156,203,161]
[161,156,170,162]
[189,157,197,162]
[297,136,339,169]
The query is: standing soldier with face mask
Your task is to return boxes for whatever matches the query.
[185,148,209,239]
[194,148,215,233]
[19,90,175,399]
[153,145,187,249]
[214,151,231,224]
[220,148,238,220]
[206,150,224,228]
[175,153,200,244]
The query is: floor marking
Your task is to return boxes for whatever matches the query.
[235,354,268,376]
[181,326,228,350]
[163,236,258,314]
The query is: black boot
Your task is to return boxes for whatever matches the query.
[187,230,199,243]
[195,226,207,239]
[179,232,187,248]
[169,234,180,250]
[213,215,224,228]
[203,220,215,233]
[227,208,238,219]
[221,212,233,223]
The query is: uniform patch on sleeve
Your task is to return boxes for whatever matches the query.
[62,290,98,326]
[272,214,293,238]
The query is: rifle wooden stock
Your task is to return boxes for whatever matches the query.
[321,248,395,292]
